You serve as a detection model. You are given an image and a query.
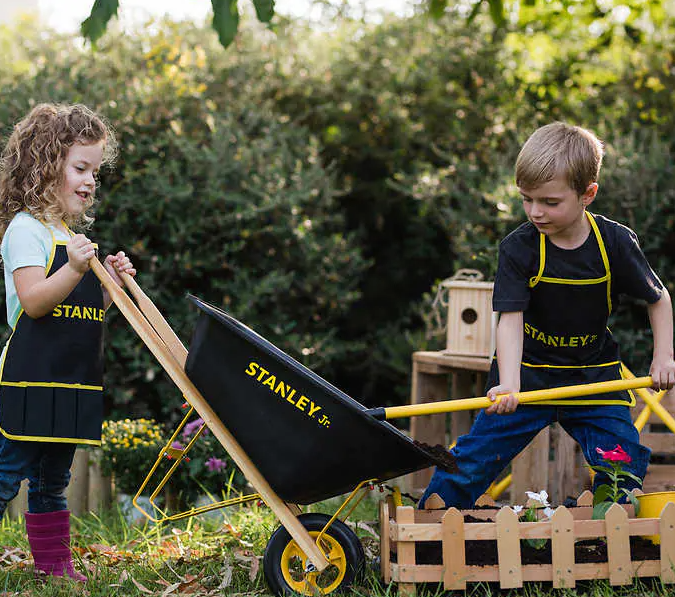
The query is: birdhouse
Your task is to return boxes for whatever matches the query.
[444,280,496,358]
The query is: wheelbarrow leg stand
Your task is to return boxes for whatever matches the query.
[91,260,329,572]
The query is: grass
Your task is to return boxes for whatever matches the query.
[0,493,674,596]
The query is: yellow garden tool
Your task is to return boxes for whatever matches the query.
[484,364,671,501]
[621,364,675,434]
[366,376,655,421]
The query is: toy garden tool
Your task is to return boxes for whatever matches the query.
[366,376,655,421]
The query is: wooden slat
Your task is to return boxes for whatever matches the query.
[475,494,496,507]
[660,502,675,583]
[640,433,675,454]
[396,506,417,596]
[394,559,664,585]
[450,371,475,440]
[380,500,391,584]
[643,465,675,494]
[391,563,443,583]
[606,503,632,585]
[423,493,446,510]
[442,508,466,590]
[414,508,497,524]
[511,427,550,505]
[496,507,522,588]
[409,364,449,491]
[551,506,575,588]
[413,351,491,372]
[576,490,594,506]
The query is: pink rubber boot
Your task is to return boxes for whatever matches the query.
[25,510,86,582]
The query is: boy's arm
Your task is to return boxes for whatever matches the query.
[486,311,523,415]
[647,288,675,390]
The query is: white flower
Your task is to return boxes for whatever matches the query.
[512,505,524,514]
[525,490,550,507]
[543,507,555,519]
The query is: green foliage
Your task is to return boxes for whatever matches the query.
[1,6,675,421]
[81,0,276,50]
[211,0,240,49]
[80,0,119,46]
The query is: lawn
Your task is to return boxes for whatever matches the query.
[0,494,673,596]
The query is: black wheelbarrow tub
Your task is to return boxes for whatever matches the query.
[185,296,439,505]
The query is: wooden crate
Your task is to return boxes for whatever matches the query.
[444,280,496,358]
[380,491,675,594]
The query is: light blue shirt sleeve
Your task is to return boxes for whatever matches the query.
[0,214,66,328]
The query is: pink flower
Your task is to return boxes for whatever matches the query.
[596,445,632,463]
[183,418,209,439]
[205,457,227,473]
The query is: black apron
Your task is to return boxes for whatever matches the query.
[0,227,104,444]
[488,211,634,406]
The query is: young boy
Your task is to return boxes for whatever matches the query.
[420,122,675,509]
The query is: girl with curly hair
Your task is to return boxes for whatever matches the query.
[0,103,135,581]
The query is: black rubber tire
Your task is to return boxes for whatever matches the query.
[263,513,365,596]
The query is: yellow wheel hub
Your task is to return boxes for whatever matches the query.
[280,530,347,595]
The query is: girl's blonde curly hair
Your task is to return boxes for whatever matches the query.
[0,103,117,237]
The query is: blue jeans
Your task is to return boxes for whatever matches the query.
[419,404,650,509]
[0,435,76,517]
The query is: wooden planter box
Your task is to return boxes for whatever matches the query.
[380,491,675,594]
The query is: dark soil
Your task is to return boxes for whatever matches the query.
[413,440,458,473]
[412,514,661,566]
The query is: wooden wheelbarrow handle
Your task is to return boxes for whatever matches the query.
[367,376,654,421]
[89,258,330,572]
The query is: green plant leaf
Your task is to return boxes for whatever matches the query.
[622,489,641,516]
[487,0,506,27]
[591,464,614,475]
[620,470,644,485]
[593,484,613,505]
[212,0,240,49]
[253,0,275,23]
[429,0,448,19]
[592,502,612,520]
[80,0,119,45]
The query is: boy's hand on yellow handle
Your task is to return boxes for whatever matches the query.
[649,357,675,391]
[103,251,136,288]
[486,384,520,415]
[66,234,96,275]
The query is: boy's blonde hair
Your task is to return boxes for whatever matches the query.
[515,122,604,196]
[0,103,117,237]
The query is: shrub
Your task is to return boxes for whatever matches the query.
[100,418,164,495]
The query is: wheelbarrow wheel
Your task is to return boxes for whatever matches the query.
[263,513,365,596]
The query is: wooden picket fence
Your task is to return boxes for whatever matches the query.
[6,448,112,520]
[380,491,675,593]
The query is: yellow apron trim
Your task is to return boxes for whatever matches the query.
[529,233,546,287]
[0,381,103,391]
[528,212,612,313]
[535,275,608,285]
[588,212,613,314]
[521,360,620,369]
[0,426,101,445]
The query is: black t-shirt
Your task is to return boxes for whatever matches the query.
[493,213,663,314]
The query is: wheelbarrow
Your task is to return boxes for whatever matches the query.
[91,260,655,596]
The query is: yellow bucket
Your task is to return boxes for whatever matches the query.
[636,491,675,544]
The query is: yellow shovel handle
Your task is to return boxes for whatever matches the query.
[373,376,654,420]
